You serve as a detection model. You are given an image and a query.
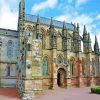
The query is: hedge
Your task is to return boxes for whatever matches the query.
[91,87,100,94]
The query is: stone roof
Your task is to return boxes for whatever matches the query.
[25,14,74,30]
[0,28,18,37]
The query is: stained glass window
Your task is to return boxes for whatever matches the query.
[42,57,48,76]
[92,58,95,76]
[7,66,10,76]
[7,40,14,58]
[57,56,63,64]
[82,59,85,76]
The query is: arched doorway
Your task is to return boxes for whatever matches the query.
[57,68,66,87]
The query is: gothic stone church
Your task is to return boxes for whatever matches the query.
[0,0,100,99]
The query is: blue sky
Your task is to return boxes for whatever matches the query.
[0,0,100,48]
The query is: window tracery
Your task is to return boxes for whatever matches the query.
[7,40,14,58]
[42,57,49,76]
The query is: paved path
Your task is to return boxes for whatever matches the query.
[0,88,20,100]
[35,87,100,100]
[0,87,100,100]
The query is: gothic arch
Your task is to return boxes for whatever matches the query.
[70,57,75,63]
[57,68,66,87]
[40,27,47,35]
[92,58,95,76]
[25,25,33,32]
[40,27,47,49]
[57,54,64,64]
[82,57,86,76]
[70,57,75,76]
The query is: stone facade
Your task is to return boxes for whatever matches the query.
[0,0,100,99]
[0,28,18,87]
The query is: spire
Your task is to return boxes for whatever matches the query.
[71,22,73,24]
[50,17,54,28]
[19,0,25,18]
[74,23,77,31]
[62,21,67,37]
[94,35,99,54]
[36,15,41,39]
[95,35,97,43]
[21,0,25,3]
[77,23,79,33]
[83,25,87,34]
[88,33,91,42]
[83,25,88,42]
[20,0,25,10]
[37,15,40,24]
[19,0,25,32]
[88,33,92,52]
[63,21,67,30]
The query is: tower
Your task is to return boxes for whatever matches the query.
[18,0,35,99]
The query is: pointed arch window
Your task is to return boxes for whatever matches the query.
[92,58,95,76]
[82,58,85,76]
[70,57,75,76]
[7,66,10,76]
[57,56,63,64]
[42,57,49,76]
[7,40,14,58]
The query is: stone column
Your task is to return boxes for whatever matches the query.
[52,48,58,89]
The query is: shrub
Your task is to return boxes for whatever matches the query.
[91,87,100,94]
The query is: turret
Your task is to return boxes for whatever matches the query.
[94,36,99,54]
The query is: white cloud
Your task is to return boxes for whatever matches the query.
[0,0,19,30]
[55,15,68,22]
[96,14,100,20]
[32,0,58,13]
[76,0,88,6]
[55,10,97,50]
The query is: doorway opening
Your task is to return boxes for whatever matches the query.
[57,68,66,87]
